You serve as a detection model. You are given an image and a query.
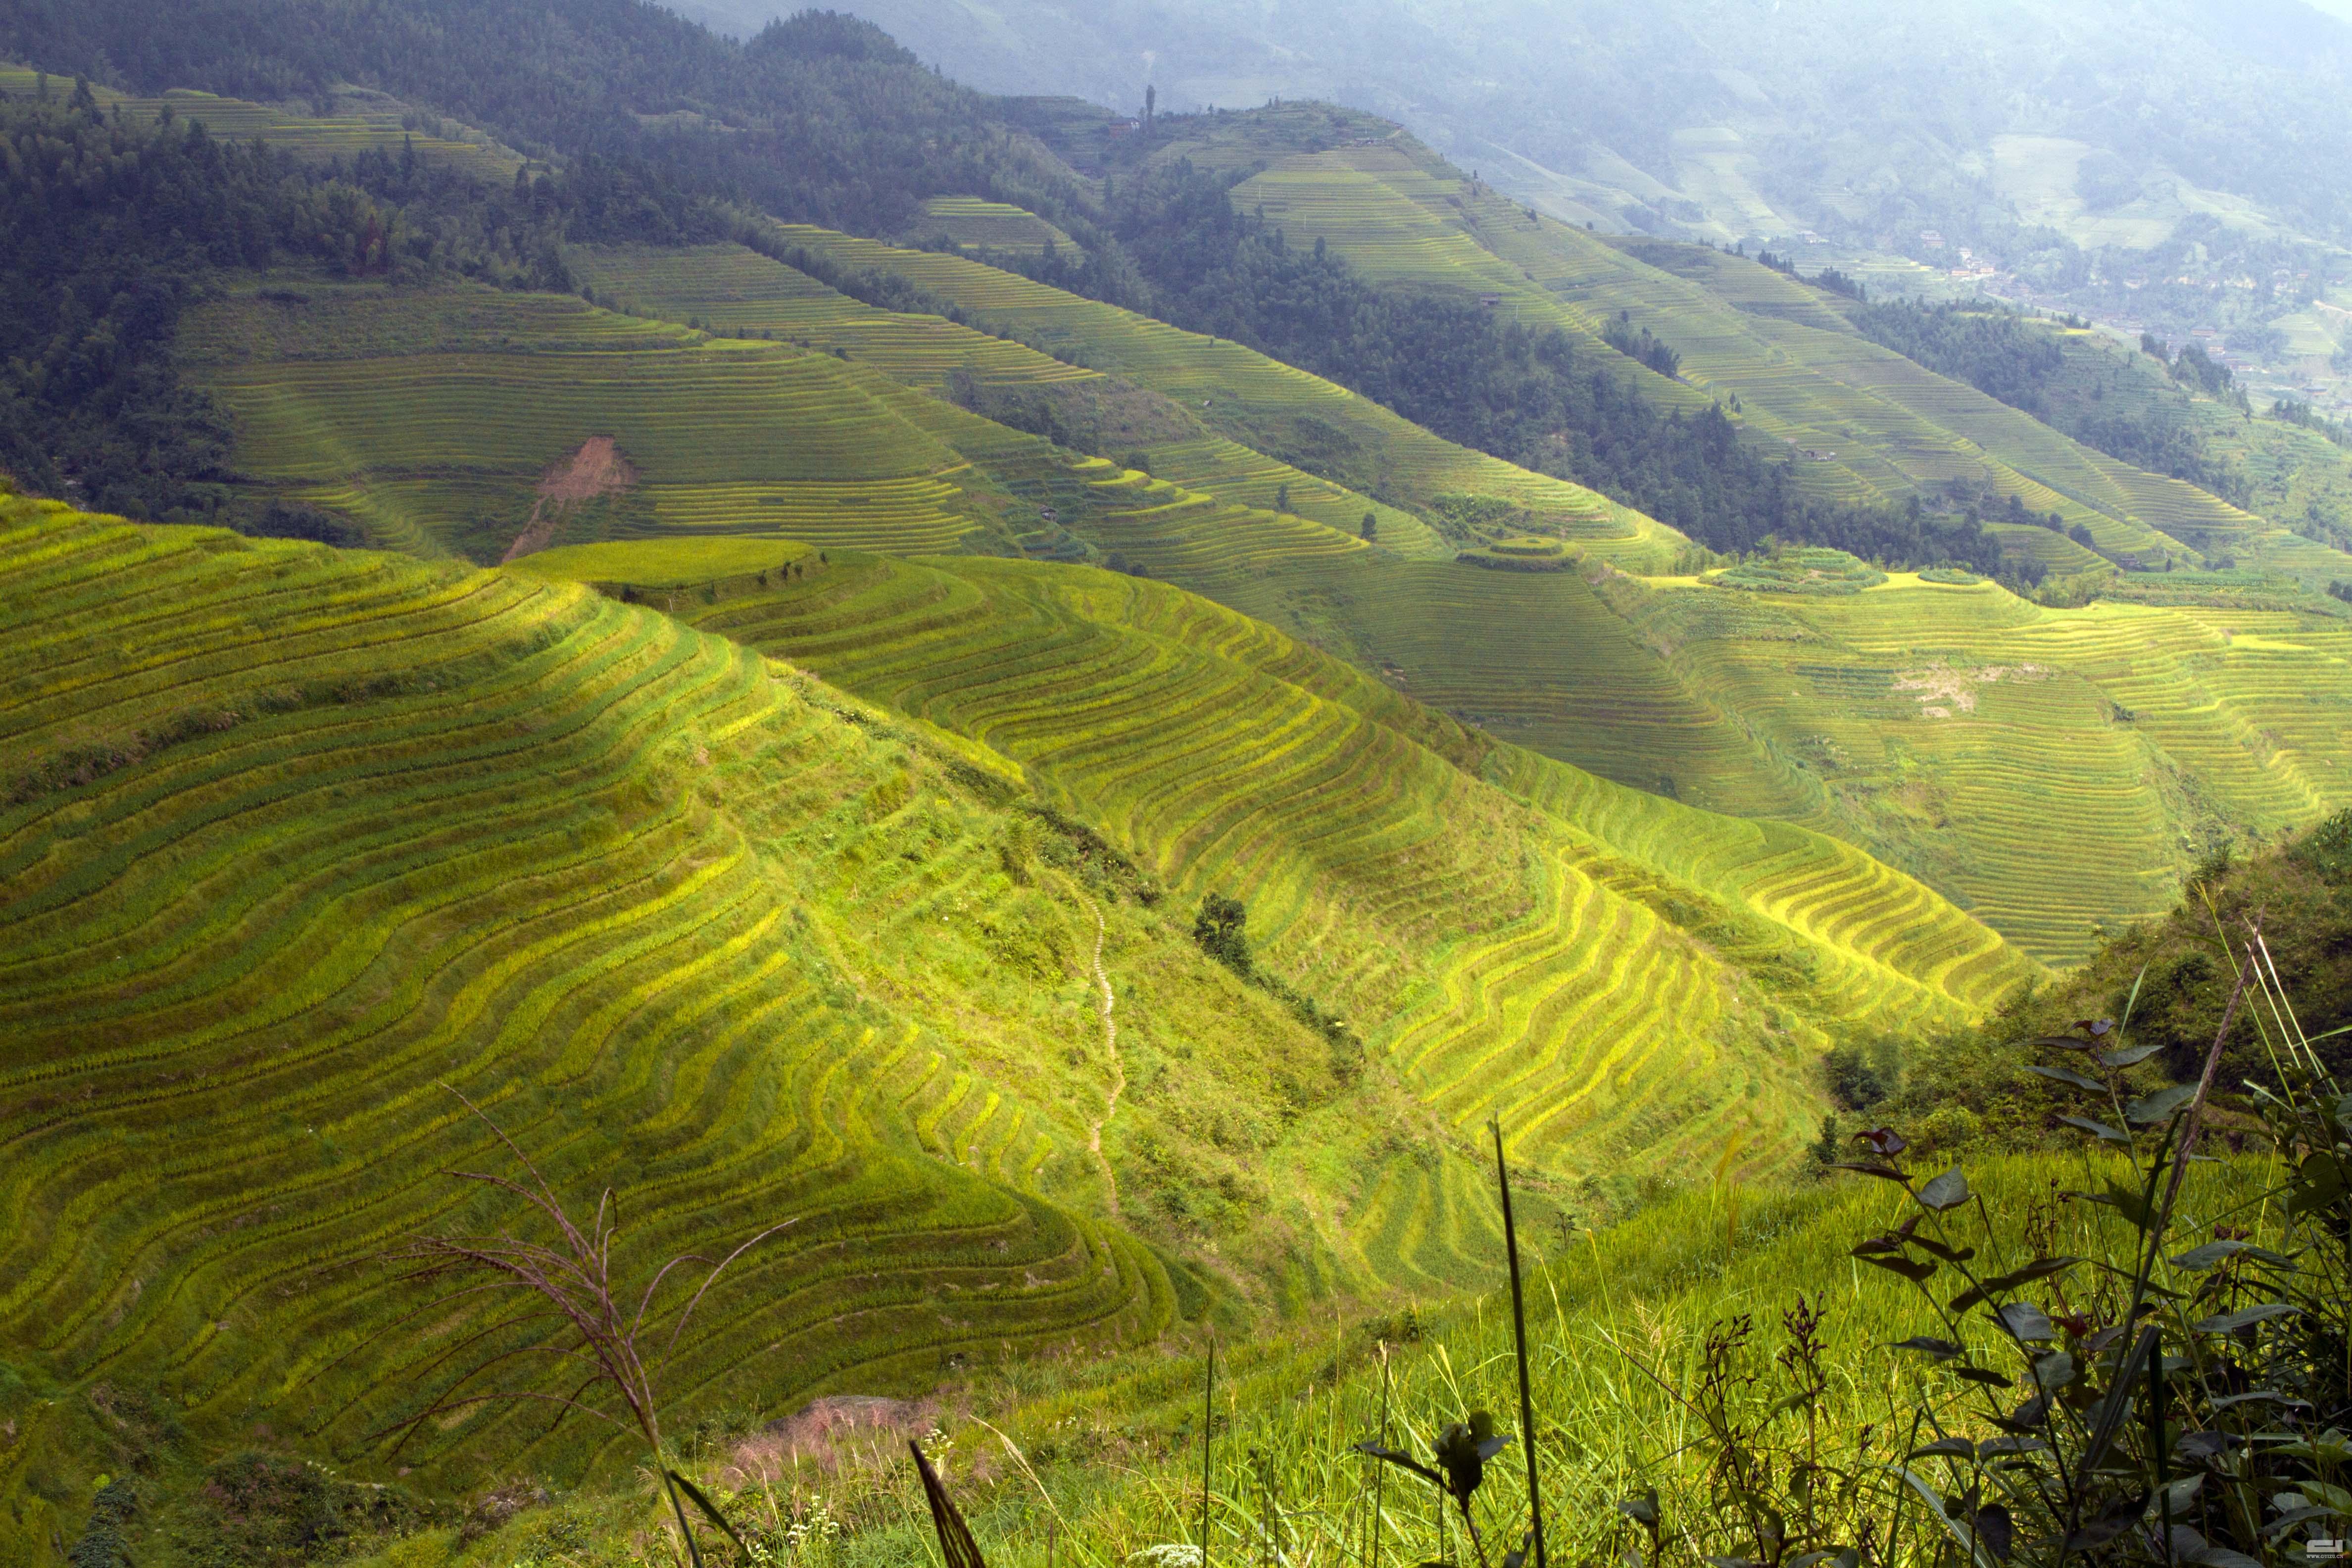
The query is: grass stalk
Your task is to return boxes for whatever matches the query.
[1492,1119,1547,1568]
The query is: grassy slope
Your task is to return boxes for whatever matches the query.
[912,194,1081,254]
[744,222,1684,569]
[560,241,1433,552]
[1595,569,2352,957]
[184,261,2352,963]
[340,1149,2226,1568]
[179,278,1385,585]
[0,62,522,177]
[2004,318,2352,588]
[1216,131,2271,572]
[649,229,2352,961]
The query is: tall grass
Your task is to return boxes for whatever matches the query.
[521,1153,2242,1568]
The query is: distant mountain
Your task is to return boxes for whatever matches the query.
[692,0,2352,401]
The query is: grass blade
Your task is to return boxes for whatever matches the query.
[1493,1119,1547,1568]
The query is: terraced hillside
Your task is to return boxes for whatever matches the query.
[539,543,2031,1193]
[913,194,1081,254]
[1955,314,2352,588]
[562,242,1430,548]
[754,223,1684,569]
[181,274,1404,588]
[190,262,2352,960]
[1203,125,2279,572]
[0,63,520,176]
[1591,565,2352,958]
[1,499,1381,1521]
[178,283,1003,561]
[0,495,2047,1543]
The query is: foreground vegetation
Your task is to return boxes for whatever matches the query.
[246,815,2352,1567]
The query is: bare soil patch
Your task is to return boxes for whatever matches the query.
[501,437,638,563]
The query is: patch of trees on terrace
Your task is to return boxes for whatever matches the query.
[1855,300,2255,508]
[4,0,1100,242]
[0,94,712,521]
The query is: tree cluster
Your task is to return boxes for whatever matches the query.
[1859,301,2253,508]
[2,1,1098,243]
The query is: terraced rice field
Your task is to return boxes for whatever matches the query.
[1603,572,2352,959]
[181,282,996,560]
[566,243,1090,389]
[185,266,2352,964]
[1219,135,2258,566]
[0,500,1218,1498]
[533,246,1435,551]
[913,195,1080,254]
[756,223,1680,569]
[0,65,519,176]
[631,547,2032,1214]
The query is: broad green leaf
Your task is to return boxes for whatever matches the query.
[2058,1115,2131,1144]
[2192,1303,2298,1334]
[2189,1550,2263,1568]
[1909,1437,1974,1459]
[2099,1043,2165,1068]
[1995,1302,2053,1342]
[2031,1350,2076,1390]
[2169,1240,2250,1270]
[1917,1165,1968,1212]
[2026,1064,2105,1093]
[1788,1552,1861,1568]
[1950,1257,2078,1312]
[1889,1336,1963,1359]
[2126,1083,2198,1125]
[1974,1504,2014,1563]
[2072,1180,2156,1230]
[1859,1253,1938,1283]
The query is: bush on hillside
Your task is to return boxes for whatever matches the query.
[1886,808,2352,1150]
[1192,891,1251,976]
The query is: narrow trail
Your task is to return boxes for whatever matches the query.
[1082,902,1124,1218]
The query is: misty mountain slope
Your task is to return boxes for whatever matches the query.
[719,0,2352,399]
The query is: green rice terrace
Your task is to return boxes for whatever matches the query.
[14,9,2352,1565]
[1194,122,2296,578]
[1,496,2021,1552]
[175,257,2352,967]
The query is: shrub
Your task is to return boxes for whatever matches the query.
[1191,891,1251,976]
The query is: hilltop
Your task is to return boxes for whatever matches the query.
[695,0,2352,407]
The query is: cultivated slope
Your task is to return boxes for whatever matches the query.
[188,265,2352,961]
[0,499,1306,1504]
[1202,124,2277,572]
[0,491,2041,1514]
[524,541,2032,1194]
